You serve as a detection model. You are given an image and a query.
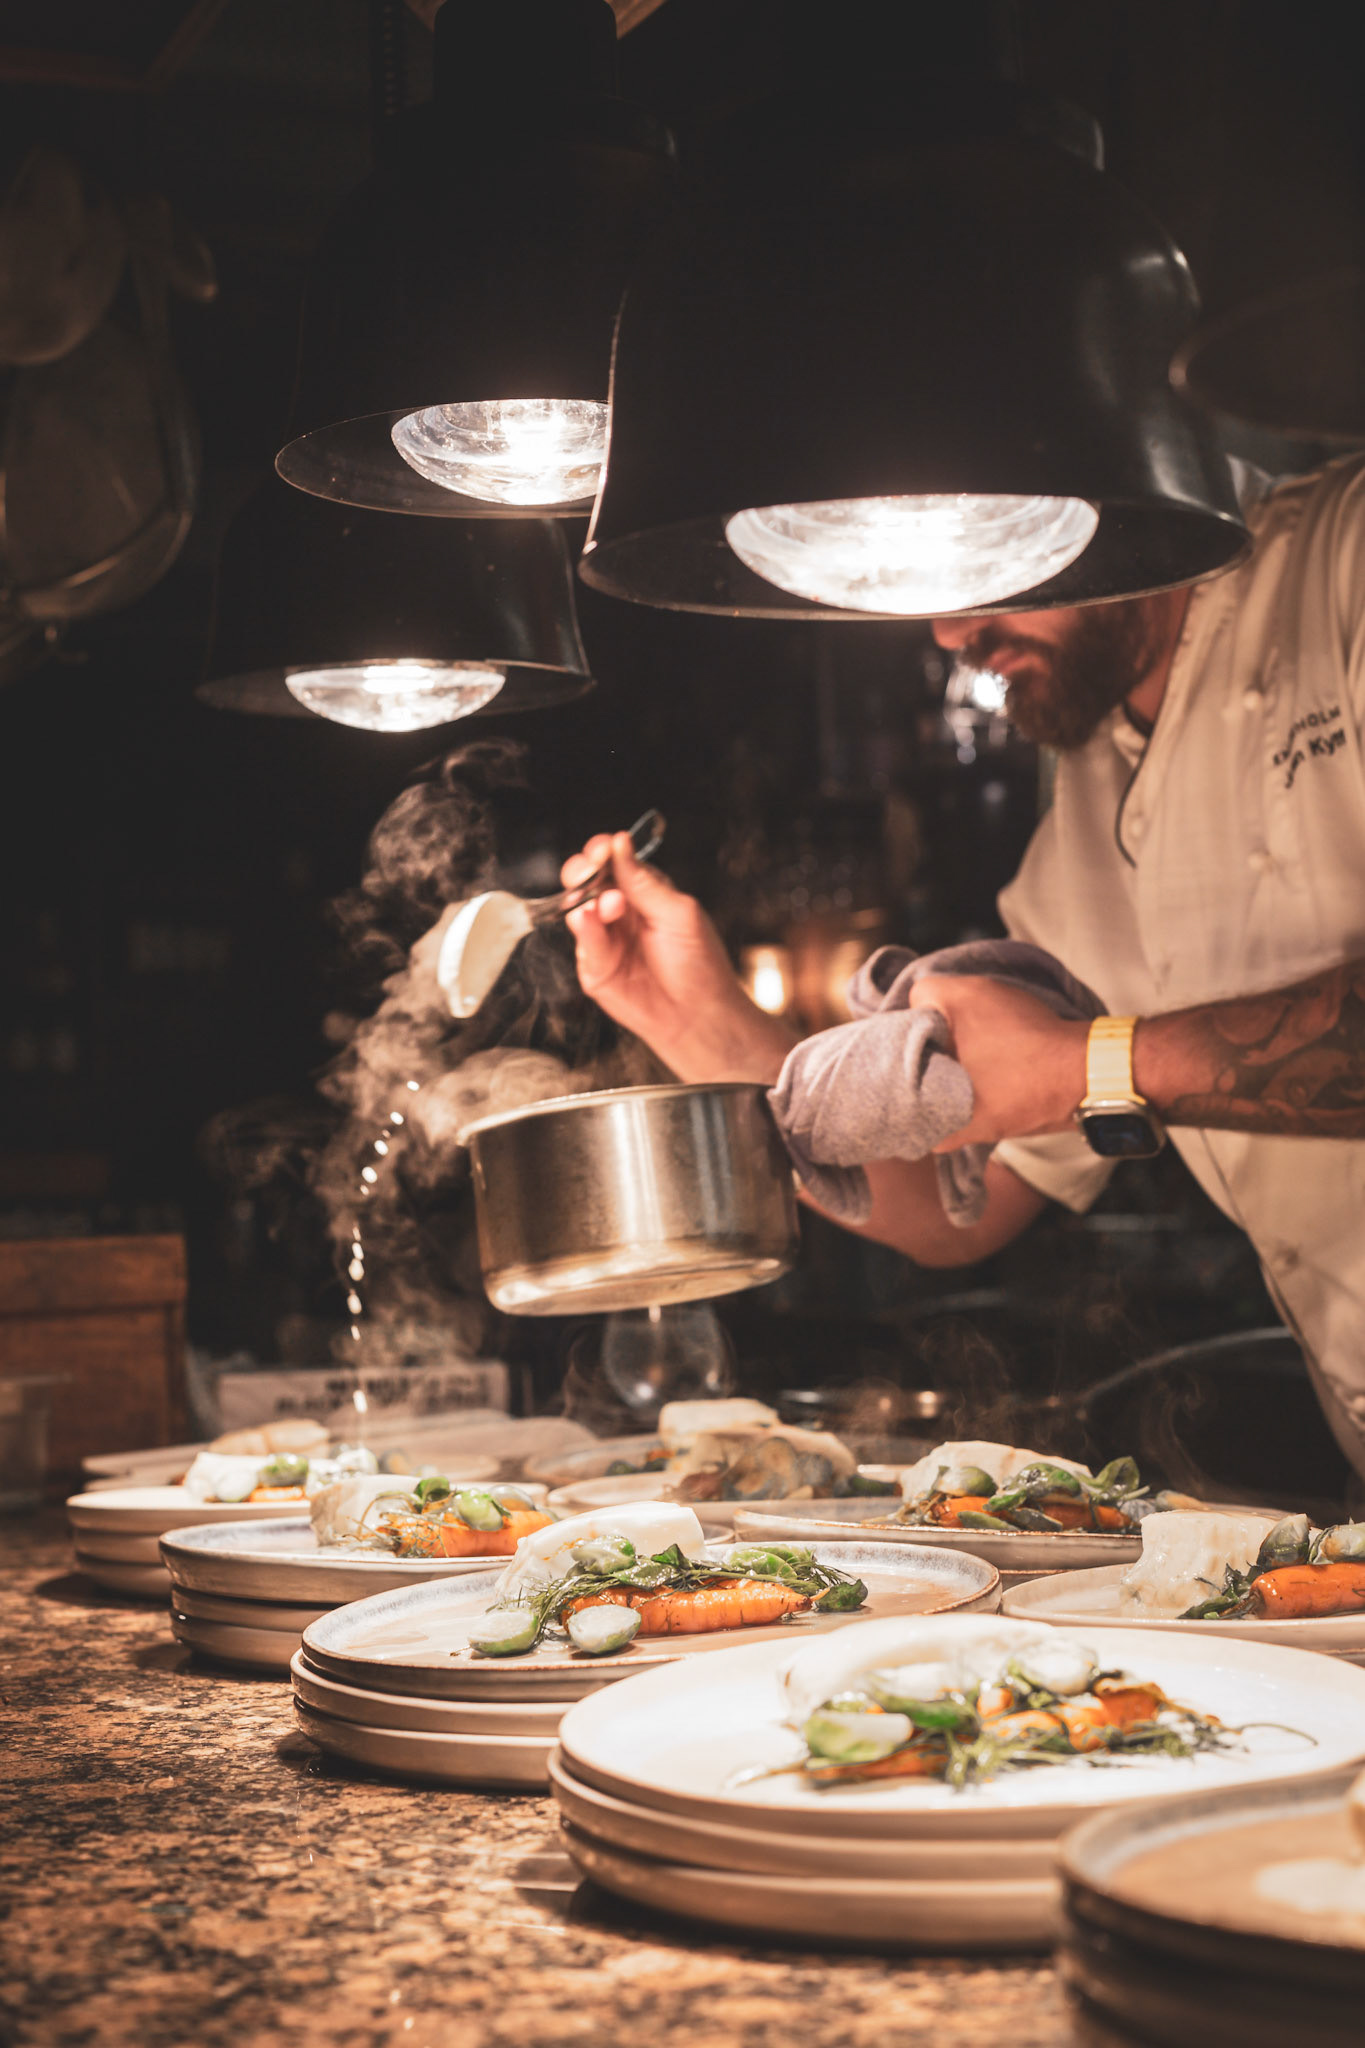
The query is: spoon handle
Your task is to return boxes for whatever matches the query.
[535,808,666,923]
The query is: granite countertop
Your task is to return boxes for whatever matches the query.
[2,1512,1069,2048]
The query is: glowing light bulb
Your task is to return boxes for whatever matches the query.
[741,945,793,1017]
[406,1080,420,1092]
[348,1259,364,1281]
[353,1387,369,1415]
[285,660,504,733]
[361,1166,378,1184]
[347,1291,362,1315]
[725,494,1099,615]
[374,1139,389,1155]
[389,1112,404,1126]
[390,399,608,506]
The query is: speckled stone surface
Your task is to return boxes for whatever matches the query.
[2,1513,1071,2048]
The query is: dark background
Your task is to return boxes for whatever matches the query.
[3,0,1361,1467]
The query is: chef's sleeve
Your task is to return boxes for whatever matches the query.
[992,1131,1116,1212]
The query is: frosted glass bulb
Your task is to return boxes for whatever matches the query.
[725,494,1099,615]
[285,660,504,732]
[390,399,608,507]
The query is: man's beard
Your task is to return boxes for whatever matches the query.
[956,601,1169,750]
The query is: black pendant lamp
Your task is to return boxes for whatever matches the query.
[274,0,673,519]
[199,482,593,729]
[581,82,1249,619]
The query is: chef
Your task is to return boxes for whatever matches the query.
[563,452,1365,1474]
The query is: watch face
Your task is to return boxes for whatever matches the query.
[1077,1109,1165,1160]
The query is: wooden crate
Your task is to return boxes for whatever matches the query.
[0,1236,187,1478]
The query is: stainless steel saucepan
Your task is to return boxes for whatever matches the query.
[463,1082,798,1316]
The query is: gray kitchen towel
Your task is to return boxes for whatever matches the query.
[767,941,1104,1229]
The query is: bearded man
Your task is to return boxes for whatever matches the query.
[562,455,1365,1473]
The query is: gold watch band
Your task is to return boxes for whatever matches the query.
[1082,1016,1146,1106]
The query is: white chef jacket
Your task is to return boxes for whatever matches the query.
[995,452,1365,1472]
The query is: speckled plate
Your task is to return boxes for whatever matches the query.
[171,1611,300,1670]
[732,1497,1146,1569]
[1058,1768,1365,2045]
[293,1697,552,1787]
[547,1749,1056,1882]
[301,1541,999,1702]
[1004,1563,1365,1656]
[557,1628,1365,1842]
[523,1435,662,1488]
[546,1471,901,1533]
[291,1650,575,1736]
[159,1518,537,1604]
[74,1553,170,1597]
[67,1486,307,1535]
[558,1820,1058,1949]
[174,1585,332,1632]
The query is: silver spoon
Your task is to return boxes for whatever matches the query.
[437,809,665,1019]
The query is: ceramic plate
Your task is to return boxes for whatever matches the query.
[557,1628,1365,1842]
[158,1517,538,1604]
[523,1436,661,1488]
[293,1697,552,1786]
[291,1651,574,1736]
[732,1496,1147,1569]
[69,1528,165,1563]
[74,1554,170,1596]
[547,1471,902,1532]
[171,1612,299,1670]
[1061,1765,1365,1973]
[301,1541,999,1702]
[559,1819,1058,1949]
[546,1750,1056,1882]
[173,1586,332,1631]
[1004,1562,1365,1655]
[67,1486,307,1535]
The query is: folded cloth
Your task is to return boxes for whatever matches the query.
[767,940,1104,1229]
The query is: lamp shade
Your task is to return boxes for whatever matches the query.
[274,0,673,518]
[581,96,1248,617]
[199,483,593,725]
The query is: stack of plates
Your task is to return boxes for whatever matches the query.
[1059,1767,1365,2047]
[290,1540,999,1788]
[159,1509,543,1671]
[549,1628,1365,1951]
[1003,1562,1365,1663]
[66,1487,305,1596]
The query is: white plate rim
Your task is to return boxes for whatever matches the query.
[556,1626,1365,1839]
[1004,1562,1365,1651]
[299,1540,999,1699]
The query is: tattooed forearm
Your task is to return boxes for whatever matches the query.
[1134,961,1365,1135]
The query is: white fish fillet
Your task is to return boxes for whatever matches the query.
[656,1399,778,1453]
[494,1502,705,1599]
[1117,1509,1279,1618]
[310,1473,414,1545]
[781,1615,1064,1727]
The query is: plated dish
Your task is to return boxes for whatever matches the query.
[300,1535,999,1702]
[556,1616,1365,1837]
[157,1517,529,1606]
[457,1504,870,1660]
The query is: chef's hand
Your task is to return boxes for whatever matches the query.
[562,830,798,1083]
[907,974,1090,1148]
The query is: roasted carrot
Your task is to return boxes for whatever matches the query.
[437,1508,552,1559]
[982,1685,1166,1753]
[560,1576,811,1636]
[1252,1561,1365,1618]
[805,1745,944,1783]
[246,1485,308,1503]
[925,1495,993,1527]
[1037,1498,1131,1532]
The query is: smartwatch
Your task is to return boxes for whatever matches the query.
[1075,1016,1166,1159]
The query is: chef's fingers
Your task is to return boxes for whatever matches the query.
[610,829,676,911]
[566,900,622,981]
[561,834,614,889]
[595,886,627,924]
